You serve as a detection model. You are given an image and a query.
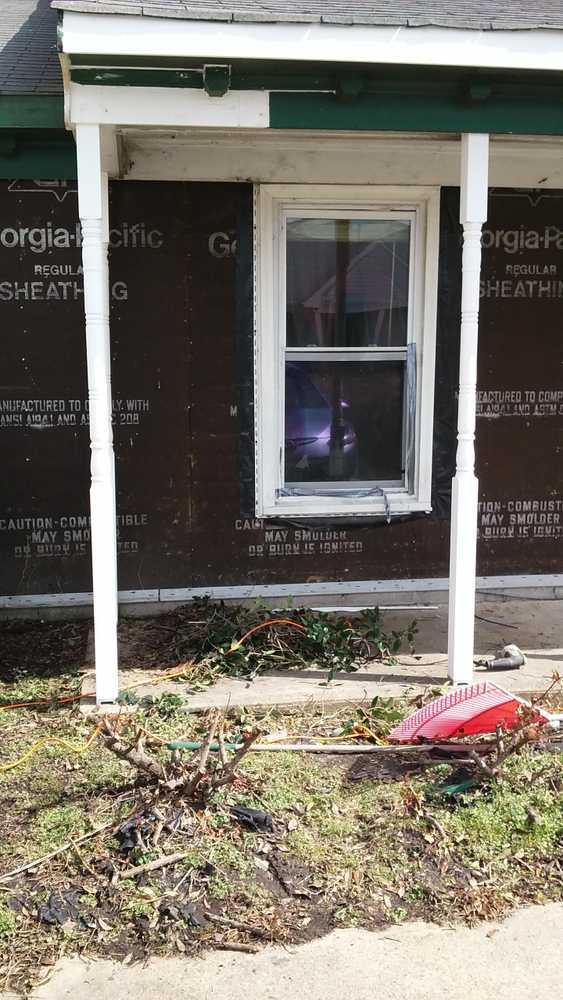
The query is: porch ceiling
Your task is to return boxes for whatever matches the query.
[117,128,563,189]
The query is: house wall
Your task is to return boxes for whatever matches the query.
[0,178,561,606]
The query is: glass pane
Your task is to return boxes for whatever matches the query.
[284,360,404,484]
[286,218,410,349]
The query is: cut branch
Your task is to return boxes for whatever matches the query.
[212,729,260,788]
[205,912,271,940]
[119,852,189,880]
[101,720,167,782]
[99,715,260,806]
[0,822,113,883]
[184,711,220,796]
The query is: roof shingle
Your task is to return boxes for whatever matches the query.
[0,0,62,95]
[50,1,563,32]
[2,1,563,101]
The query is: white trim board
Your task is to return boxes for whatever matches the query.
[0,590,159,609]
[1,576,562,609]
[60,13,563,73]
[161,576,563,599]
[68,83,269,128]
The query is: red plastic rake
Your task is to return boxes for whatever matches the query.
[388,682,557,744]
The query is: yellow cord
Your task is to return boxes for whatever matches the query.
[0,722,103,775]
[0,664,195,773]
[0,659,386,774]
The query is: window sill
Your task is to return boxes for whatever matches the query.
[257,495,432,519]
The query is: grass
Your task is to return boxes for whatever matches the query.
[447,753,563,862]
[0,673,561,993]
[33,804,91,855]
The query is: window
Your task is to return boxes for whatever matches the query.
[255,185,440,517]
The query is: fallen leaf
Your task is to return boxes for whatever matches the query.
[137,886,157,900]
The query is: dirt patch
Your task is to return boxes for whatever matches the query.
[0,620,89,683]
[345,752,438,783]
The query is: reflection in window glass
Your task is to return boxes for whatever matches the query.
[286,218,410,349]
[284,361,404,484]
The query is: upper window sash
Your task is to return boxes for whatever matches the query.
[282,209,416,352]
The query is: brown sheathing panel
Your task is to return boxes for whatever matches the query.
[476,189,563,567]
[0,179,192,594]
[0,179,561,600]
[109,181,192,588]
[0,180,90,596]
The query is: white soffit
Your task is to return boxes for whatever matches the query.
[60,12,563,73]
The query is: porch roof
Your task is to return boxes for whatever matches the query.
[51,1,563,32]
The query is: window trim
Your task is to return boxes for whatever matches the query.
[255,184,440,518]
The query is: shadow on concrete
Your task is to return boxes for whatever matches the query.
[261,668,446,687]
[523,652,563,662]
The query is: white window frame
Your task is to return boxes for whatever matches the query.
[255,184,440,518]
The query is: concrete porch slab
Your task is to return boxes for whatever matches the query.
[81,599,563,712]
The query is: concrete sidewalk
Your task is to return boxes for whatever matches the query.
[82,599,563,711]
[11,903,563,1000]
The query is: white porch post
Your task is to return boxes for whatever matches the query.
[76,124,119,703]
[448,133,490,685]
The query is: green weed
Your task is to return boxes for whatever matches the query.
[33,804,89,854]
[0,903,16,940]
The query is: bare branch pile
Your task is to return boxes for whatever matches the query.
[99,712,259,853]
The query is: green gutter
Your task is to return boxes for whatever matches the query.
[0,94,73,178]
[270,92,563,136]
[0,96,65,129]
[72,67,203,88]
[0,131,76,179]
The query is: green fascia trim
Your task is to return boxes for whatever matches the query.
[68,56,563,92]
[71,65,328,91]
[0,96,65,129]
[69,56,330,92]
[70,53,205,69]
[270,92,563,136]
[70,63,326,92]
[0,132,76,179]
[72,67,202,88]
[69,53,330,74]
[68,54,563,84]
